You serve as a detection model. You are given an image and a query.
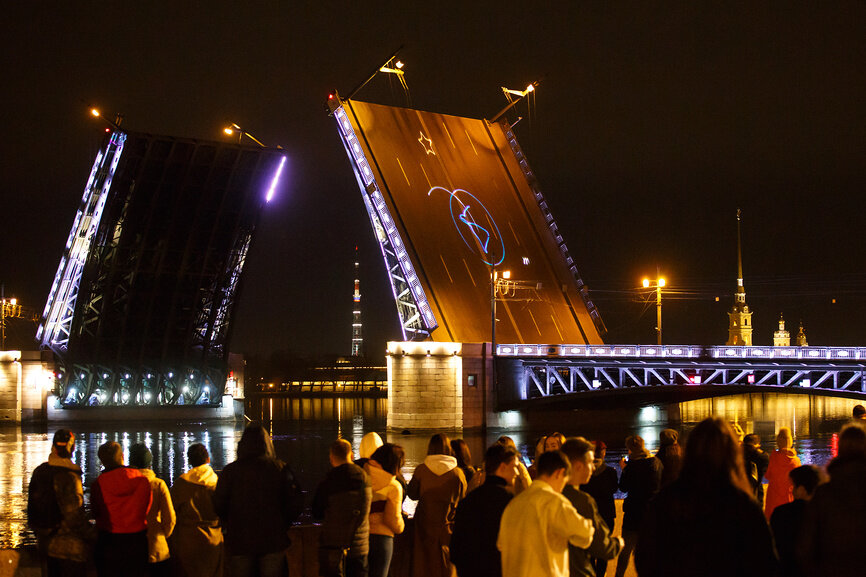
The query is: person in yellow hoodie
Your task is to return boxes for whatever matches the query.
[170,443,224,577]
[129,444,176,577]
[364,443,406,577]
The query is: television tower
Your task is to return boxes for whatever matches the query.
[351,246,363,357]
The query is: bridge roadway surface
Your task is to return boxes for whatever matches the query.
[495,344,866,409]
[343,99,601,345]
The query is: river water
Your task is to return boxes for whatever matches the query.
[0,392,858,549]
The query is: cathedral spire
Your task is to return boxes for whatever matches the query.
[726,209,753,346]
[735,208,746,305]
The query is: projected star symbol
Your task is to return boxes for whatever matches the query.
[418,132,436,155]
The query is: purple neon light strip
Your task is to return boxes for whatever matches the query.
[266,156,287,202]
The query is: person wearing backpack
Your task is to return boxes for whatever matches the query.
[312,438,372,577]
[27,429,95,577]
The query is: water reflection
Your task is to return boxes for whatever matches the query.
[0,393,860,549]
[0,422,243,549]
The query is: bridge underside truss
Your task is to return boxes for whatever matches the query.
[516,360,866,401]
[497,345,866,403]
[40,130,285,406]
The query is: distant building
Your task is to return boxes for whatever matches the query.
[726,209,753,346]
[773,314,791,347]
[796,321,809,346]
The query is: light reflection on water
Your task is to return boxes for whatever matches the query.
[1,393,859,549]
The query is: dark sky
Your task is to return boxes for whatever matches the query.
[3,2,865,359]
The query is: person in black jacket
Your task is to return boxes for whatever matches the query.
[635,417,778,577]
[580,440,618,577]
[614,435,662,577]
[450,443,519,577]
[213,423,303,577]
[313,438,372,577]
[561,437,623,577]
[770,465,820,577]
[798,422,866,577]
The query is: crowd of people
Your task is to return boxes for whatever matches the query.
[27,409,866,577]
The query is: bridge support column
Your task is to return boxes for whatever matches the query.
[386,342,499,431]
[0,351,51,423]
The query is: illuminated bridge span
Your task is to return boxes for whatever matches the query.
[39,129,287,407]
[495,344,866,406]
[329,96,604,345]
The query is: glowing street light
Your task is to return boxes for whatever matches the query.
[88,106,122,129]
[642,275,666,346]
[492,80,540,123]
[223,123,266,147]
[379,57,408,92]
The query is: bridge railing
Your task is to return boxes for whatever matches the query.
[496,344,866,361]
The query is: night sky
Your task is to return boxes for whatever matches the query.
[3,3,865,360]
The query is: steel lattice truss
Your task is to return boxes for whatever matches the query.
[333,104,435,340]
[497,344,866,402]
[39,130,286,407]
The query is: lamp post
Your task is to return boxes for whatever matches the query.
[491,269,512,354]
[223,123,266,147]
[642,276,666,345]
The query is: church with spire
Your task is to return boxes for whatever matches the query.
[726,209,753,346]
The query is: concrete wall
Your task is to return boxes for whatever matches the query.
[0,351,50,423]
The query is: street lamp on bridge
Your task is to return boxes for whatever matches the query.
[223,123,266,147]
[642,275,666,346]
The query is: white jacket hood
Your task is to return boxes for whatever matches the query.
[424,454,458,476]
[360,432,384,459]
[180,463,218,488]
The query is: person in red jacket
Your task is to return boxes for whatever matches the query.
[764,427,801,519]
[91,441,152,577]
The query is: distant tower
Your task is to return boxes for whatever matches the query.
[796,321,809,346]
[773,314,790,347]
[726,209,753,346]
[351,246,363,357]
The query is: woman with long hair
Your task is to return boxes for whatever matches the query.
[407,433,467,577]
[656,429,683,488]
[365,443,406,577]
[450,439,476,484]
[213,423,304,577]
[635,417,777,577]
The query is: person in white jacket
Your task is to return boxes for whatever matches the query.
[170,444,224,577]
[497,450,594,577]
[129,443,176,577]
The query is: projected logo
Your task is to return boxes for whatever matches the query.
[428,186,505,266]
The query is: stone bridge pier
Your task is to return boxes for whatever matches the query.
[386,342,514,431]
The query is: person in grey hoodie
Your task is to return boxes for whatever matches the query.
[170,444,224,577]
[407,433,467,577]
